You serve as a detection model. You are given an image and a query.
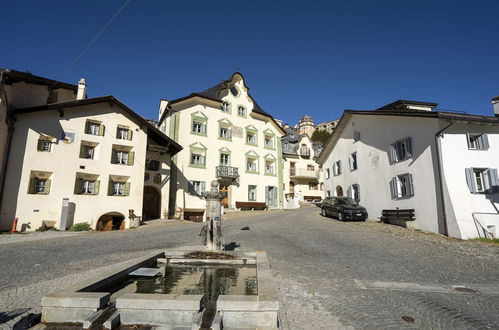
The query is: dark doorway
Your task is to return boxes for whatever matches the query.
[336,185,344,197]
[143,186,161,220]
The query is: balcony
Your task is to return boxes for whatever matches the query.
[216,166,239,179]
[300,147,311,158]
[290,168,320,179]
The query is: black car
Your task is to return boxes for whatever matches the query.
[320,196,368,221]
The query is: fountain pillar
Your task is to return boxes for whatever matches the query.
[204,180,224,251]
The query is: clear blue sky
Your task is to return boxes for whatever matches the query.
[2,0,499,125]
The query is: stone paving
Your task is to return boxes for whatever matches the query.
[0,207,498,329]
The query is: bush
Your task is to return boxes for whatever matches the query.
[69,222,92,231]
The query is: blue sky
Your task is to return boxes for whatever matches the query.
[2,0,499,125]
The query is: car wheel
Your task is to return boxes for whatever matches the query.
[321,208,327,217]
[338,212,344,221]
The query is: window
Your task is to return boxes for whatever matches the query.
[307,164,315,171]
[113,150,131,165]
[265,160,275,175]
[348,184,360,202]
[117,127,132,140]
[238,106,246,117]
[467,133,489,150]
[247,158,258,172]
[85,121,104,136]
[112,182,126,196]
[220,153,230,166]
[248,185,257,201]
[390,137,412,163]
[219,126,232,139]
[80,144,95,159]
[354,130,361,142]
[333,160,342,176]
[326,190,331,197]
[35,179,48,194]
[349,152,358,171]
[230,86,239,97]
[188,181,206,195]
[247,132,257,145]
[465,168,499,194]
[75,178,99,195]
[300,145,310,157]
[221,102,230,112]
[264,136,274,149]
[192,121,207,135]
[191,153,206,166]
[325,168,330,179]
[309,182,318,190]
[37,139,51,152]
[390,173,414,199]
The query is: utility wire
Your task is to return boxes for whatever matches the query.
[62,0,132,76]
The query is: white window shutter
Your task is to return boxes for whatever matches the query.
[347,186,352,199]
[357,185,361,202]
[481,134,489,150]
[406,137,413,157]
[465,168,477,193]
[389,143,397,163]
[333,163,337,176]
[396,177,403,198]
[201,181,206,194]
[408,174,415,196]
[389,178,396,200]
[349,155,353,170]
[466,133,471,149]
[488,168,499,193]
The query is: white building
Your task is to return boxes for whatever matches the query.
[157,73,286,221]
[317,99,499,239]
[0,88,181,231]
[282,127,324,203]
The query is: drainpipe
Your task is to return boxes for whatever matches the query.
[434,119,455,236]
[0,71,15,213]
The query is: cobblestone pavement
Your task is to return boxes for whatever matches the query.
[0,207,498,329]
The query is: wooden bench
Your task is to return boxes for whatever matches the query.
[183,208,205,222]
[235,202,268,211]
[380,209,415,223]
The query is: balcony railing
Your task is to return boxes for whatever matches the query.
[300,147,311,157]
[290,168,320,179]
[216,166,239,179]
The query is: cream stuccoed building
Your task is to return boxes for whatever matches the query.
[0,81,181,231]
[282,127,324,205]
[317,99,499,239]
[157,73,286,221]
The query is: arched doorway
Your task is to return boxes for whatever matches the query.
[96,212,125,231]
[143,186,161,220]
[289,181,295,194]
[335,185,343,197]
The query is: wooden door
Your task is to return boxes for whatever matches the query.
[143,186,160,220]
[220,185,229,207]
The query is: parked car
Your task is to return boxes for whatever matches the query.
[320,197,368,221]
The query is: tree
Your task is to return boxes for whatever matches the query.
[311,129,331,144]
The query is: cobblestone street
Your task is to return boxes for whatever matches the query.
[1,207,498,329]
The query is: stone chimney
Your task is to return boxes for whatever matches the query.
[492,96,499,117]
[76,78,87,100]
[158,99,169,119]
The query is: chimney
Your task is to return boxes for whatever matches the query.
[492,96,499,117]
[76,78,87,100]
[158,99,169,119]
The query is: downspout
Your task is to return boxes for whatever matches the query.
[0,71,15,212]
[434,119,454,236]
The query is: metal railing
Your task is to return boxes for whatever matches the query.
[290,168,320,178]
[216,166,239,179]
[472,212,498,239]
[300,147,311,157]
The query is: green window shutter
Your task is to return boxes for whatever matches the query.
[128,151,135,165]
[111,150,117,164]
[85,121,90,134]
[79,145,85,158]
[94,180,100,195]
[124,182,131,196]
[29,178,36,194]
[108,181,114,196]
[116,126,120,139]
[74,178,81,194]
[37,139,43,151]
[99,124,105,136]
[45,179,51,194]
[128,129,133,141]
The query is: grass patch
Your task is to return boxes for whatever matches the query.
[69,222,92,231]
[470,238,499,245]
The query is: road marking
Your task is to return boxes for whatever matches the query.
[354,280,499,295]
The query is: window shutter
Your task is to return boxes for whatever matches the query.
[465,168,477,193]
[338,161,342,175]
[108,181,114,196]
[188,181,194,194]
[406,137,413,157]
[124,182,131,196]
[94,180,100,195]
[357,186,361,202]
[273,186,278,204]
[389,143,397,163]
[116,127,120,139]
[408,174,415,196]
[349,155,353,170]
[488,168,499,193]
[347,186,352,199]
[201,181,206,194]
[200,155,205,165]
[466,133,471,149]
[128,129,133,141]
[111,150,117,164]
[99,124,105,136]
[74,178,81,194]
[45,179,51,194]
[389,178,397,200]
[85,121,90,134]
[80,145,87,158]
[265,186,269,205]
[201,123,206,134]
[128,151,135,165]
[29,178,36,194]
[480,134,489,150]
[37,139,43,151]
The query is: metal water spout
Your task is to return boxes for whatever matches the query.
[200,180,224,251]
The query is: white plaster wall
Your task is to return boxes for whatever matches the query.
[0,104,148,231]
[322,115,443,234]
[145,147,172,219]
[439,124,499,239]
[162,77,284,211]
